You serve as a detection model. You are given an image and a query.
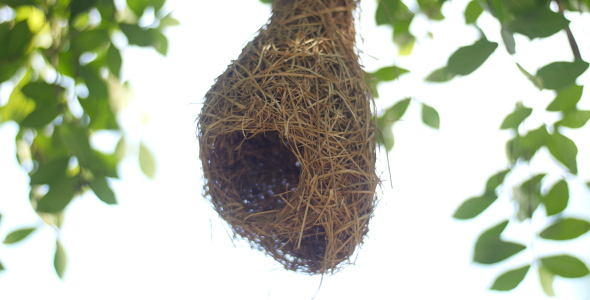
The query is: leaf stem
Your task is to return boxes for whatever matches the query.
[555,0,582,60]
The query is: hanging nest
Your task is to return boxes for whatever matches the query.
[198,0,378,274]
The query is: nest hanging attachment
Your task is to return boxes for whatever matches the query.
[198,0,378,274]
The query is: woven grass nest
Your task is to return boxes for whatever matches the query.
[198,0,378,274]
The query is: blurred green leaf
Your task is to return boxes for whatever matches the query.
[540,218,590,240]
[536,60,589,91]
[490,265,530,291]
[542,180,568,216]
[516,63,543,89]
[20,105,61,128]
[474,220,526,264]
[89,176,117,205]
[500,104,532,129]
[21,82,63,106]
[417,0,444,20]
[464,0,483,24]
[127,0,165,16]
[546,131,577,174]
[501,27,516,54]
[36,177,79,213]
[54,240,67,279]
[504,7,569,39]
[80,66,109,101]
[547,85,583,112]
[538,265,555,297]
[56,124,94,166]
[514,173,545,221]
[421,103,440,129]
[0,0,38,7]
[556,110,590,129]
[79,95,118,130]
[508,125,548,162]
[259,0,272,3]
[485,169,510,194]
[381,98,411,123]
[3,227,36,244]
[115,136,127,160]
[152,30,168,55]
[375,0,414,26]
[107,44,122,78]
[541,255,590,278]
[139,141,156,178]
[159,12,180,28]
[0,21,33,59]
[373,66,409,82]
[72,29,109,53]
[425,67,455,82]
[70,0,98,20]
[90,150,119,178]
[0,259,4,271]
[30,157,70,185]
[447,38,498,76]
[453,193,496,220]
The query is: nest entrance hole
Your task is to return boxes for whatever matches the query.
[215,131,301,214]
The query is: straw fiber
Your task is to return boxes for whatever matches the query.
[198,0,377,274]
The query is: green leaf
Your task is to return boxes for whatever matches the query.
[70,0,98,20]
[0,0,38,7]
[90,150,119,178]
[375,0,415,26]
[447,38,498,76]
[120,23,158,47]
[547,85,583,112]
[485,169,510,194]
[464,0,483,24]
[453,194,496,220]
[139,142,156,178]
[516,63,543,89]
[536,60,589,91]
[556,110,590,129]
[373,66,409,82]
[80,66,109,101]
[421,103,440,129]
[504,6,570,39]
[501,27,516,54]
[57,124,94,165]
[381,98,411,124]
[21,82,62,106]
[425,67,455,82]
[540,218,590,240]
[514,173,545,220]
[259,0,272,3]
[0,21,33,59]
[490,265,530,291]
[36,177,78,213]
[500,105,532,129]
[30,157,70,185]
[72,29,109,53]
[542,180,568,216]
[152,30,168,56]
[89,176,117,205]
[3,227,36,244]
[541,255,590,278]
[546,131,578,174]
[474,220,526,264]
[159,12,180,28]
[107,44,122,78]
[0,213,2,225]
[0,259,4,271]
[538,265,556,297]
[20,105,61,128]
[127,0,165,16]
[54,240,67,279]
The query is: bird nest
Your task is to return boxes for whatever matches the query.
[198,0,378,274]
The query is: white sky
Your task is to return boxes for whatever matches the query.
[1,0,589,299]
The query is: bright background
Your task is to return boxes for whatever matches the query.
[1,0,590,299]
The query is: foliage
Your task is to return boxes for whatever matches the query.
[0,0,175,278]
[261,0,590,296]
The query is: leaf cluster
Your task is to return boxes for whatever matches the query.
[0,0,173,278]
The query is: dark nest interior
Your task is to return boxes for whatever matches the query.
[198,0,378,274]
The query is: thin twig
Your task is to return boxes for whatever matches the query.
[555,0,582,60]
